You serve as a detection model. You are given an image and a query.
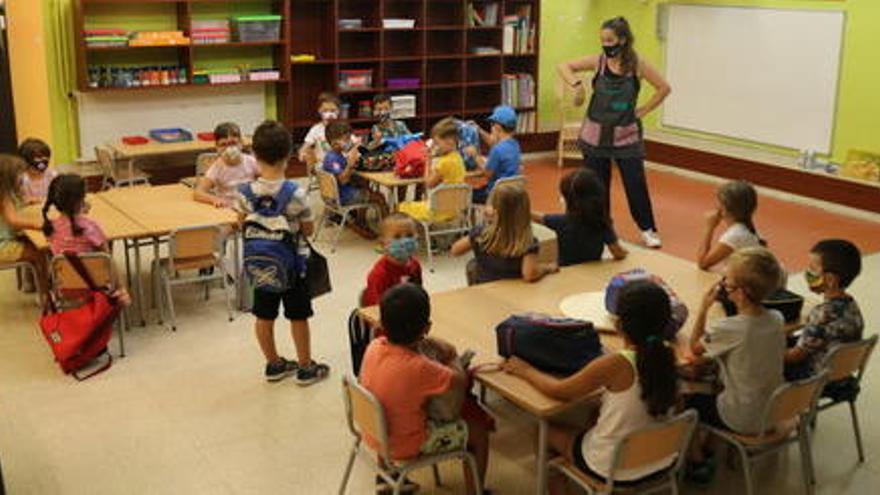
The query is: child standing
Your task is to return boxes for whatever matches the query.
[0,154,47,293]
[468,105,522,204]
[532,168,627,266]
[686,247,785,481]
[503,280,679,491]
[298,92,342,166]
[785,239,864,381]
[362,213,422,308]
[235,121,329,385]
[42,174,131,304]
[18,138,58,204]
[367,94,411,150]
[451,183,558,285]
[697,180,764,271]
[399,118,466,222]
[194,122,259,208]
[360,283,491,495]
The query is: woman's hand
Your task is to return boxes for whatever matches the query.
[573,86,586,107]
[635,107,647,119]
[502,356,534,378]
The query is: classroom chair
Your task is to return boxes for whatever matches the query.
[556,79,585,168]
[705,370,828,495]
[150,225,234,331]
[338,374,481,495]
[548,409,698,495]
[416,183,473,271]
[494,175,527,190]
[94,145,150,189]
[313,169,376,253]
[812,334,878,463]
[0,260,42,305]
[179,152,218,189]
[49,252,126,357]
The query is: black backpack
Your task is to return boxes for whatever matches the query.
[496,313,603,376]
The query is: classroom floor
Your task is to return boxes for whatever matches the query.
[1,161,879,494]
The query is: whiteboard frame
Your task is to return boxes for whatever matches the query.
[658,3,847,155]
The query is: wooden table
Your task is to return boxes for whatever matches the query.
[21,194,146,251]
[356,170,482,209]
[360,248,721,494]
[109,137,252,160]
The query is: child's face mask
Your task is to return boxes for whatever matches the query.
[804,270,825,293]
[221,145,242,165]
[29,157,49,173]
[387,236,418,262]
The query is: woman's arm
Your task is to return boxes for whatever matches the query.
[558,55,599,106]
[450,236,473,257]
[635,59,672,119]
[522,253,558,283]
[503,353,627,401]
[1,198,41,230]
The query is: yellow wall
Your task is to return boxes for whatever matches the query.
[588,0,880,163]
[7,0,54,149]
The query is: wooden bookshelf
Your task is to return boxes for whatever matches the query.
[282,0,540,142]
[73,0,291,92]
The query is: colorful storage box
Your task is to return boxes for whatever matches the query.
[339,69,373,90]
[387,78,420,89]
[232,15,282,42]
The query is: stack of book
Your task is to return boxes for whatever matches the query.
[516,111,536,133]
[501,73,535,109]
[467,2,499,27]
[502,4,535,55]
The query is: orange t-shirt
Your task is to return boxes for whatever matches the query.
[359,337,455,459]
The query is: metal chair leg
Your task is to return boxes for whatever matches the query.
[313,209,327,243]
[737,444,754,495]
[337,441,358,495]
[798,427,814,495]
[221,264,234,322]
[464,452,482,495]
[333,210,350,253]
[162,271,177,331]
[116,306,127,358]
[423,223,434,273]
[432,464,442,487]
[850,401,866,463]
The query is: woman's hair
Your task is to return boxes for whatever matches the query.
[18,138,52,165]
[616,279,678,417]
[479,183,534,257]
[717,180,764,244]
[601,16,638,74]
[42,174,87,238]
[0,153,26,202]
[560,168,610,232]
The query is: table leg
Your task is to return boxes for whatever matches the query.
[151,237,160,310]
[133,237,146,326]
[232,230,244,310]
[536,418,549,495]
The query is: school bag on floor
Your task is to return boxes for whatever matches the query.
[393,140,428,178]
[239,181,306,293]
[495,313,603,376]
[604,269,689,340]
[39,252,120,380]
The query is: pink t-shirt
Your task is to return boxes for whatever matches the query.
[359,337,454,459]
[204,154,259,202]
[21,169,58,200]
[48,215,107,255]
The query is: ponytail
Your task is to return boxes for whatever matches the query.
[616,280,678,418]
[42,174,86,238]
[41,197,55,237]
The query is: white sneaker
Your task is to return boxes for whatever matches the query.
[641,230,662,248]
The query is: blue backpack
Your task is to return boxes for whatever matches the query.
[455,119,481,171]
[239,181,305,293]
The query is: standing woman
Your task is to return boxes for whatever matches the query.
[559,16,671,248]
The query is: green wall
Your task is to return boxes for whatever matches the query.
[586,0,880,163]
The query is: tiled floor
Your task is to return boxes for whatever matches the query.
[0,163,878,494]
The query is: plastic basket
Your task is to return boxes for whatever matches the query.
[232,15,282,42]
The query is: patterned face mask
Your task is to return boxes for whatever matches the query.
[804,270,824,292]
[387,237,418,262]
[221,145,242,165]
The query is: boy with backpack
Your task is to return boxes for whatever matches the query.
[235,121,329,385]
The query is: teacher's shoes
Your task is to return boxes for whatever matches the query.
[641,229,663,249]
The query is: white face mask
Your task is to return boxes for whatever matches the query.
[320,111,338,123]
[222,145,242,165]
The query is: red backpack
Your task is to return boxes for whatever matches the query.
[393,140,428,178]
[39,252,120,380]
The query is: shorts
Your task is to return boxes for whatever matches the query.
[571,432,671,487]
[684,393,730,430]
[0,239,25,263]
[251,281,314,321]
[420,419,468,456]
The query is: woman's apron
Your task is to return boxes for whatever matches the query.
[579,55,643,158]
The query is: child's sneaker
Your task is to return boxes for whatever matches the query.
[295,361,330,386]
[265,358,298,382]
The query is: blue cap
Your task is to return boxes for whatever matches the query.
[488,105,517,129]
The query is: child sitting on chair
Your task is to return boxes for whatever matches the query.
[467,105,522,205]
[367,94,411,151]
[784,239,864,381]
[359,283,492,495]
[362,213,422,308]
[299,92,342,167]
[194,122,259,208]
[399,118,466,223]
[18,138,58,205]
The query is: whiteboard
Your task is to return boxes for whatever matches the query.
[76,85,267,159]
[662,5,845,153]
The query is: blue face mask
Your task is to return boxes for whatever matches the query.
[387,237,418,262]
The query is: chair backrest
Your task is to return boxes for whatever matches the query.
[609,409,698,483]
[820,334,878,383]
[168,225,223,270]
[316,169,341,205]
[495,175,527,190]
[195,152,219,176]
[50,252,114,293]
[94,145,116,178]
[761,370,828,433]
[428,183,471,221]
[341,374,392,462]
